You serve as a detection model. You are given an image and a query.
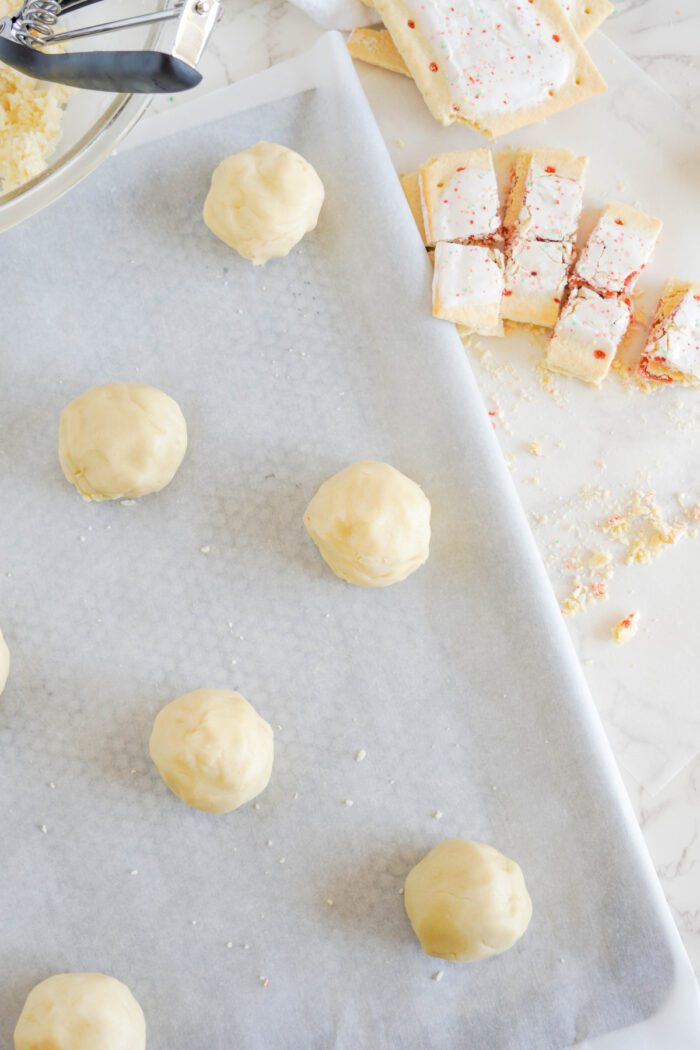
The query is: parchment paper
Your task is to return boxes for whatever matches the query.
[0,34,698,1050]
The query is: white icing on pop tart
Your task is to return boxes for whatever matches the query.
[574,203,662,295]
[407,0,571,117]
[432,241,504,336]
[546,285,631,384]
[502,238,572,327]
[514,159,585,242]
[641,283,700,384]
[423,164,500,244]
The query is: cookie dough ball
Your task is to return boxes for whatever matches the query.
[0,627,9,697]
[59,382,187,501]
[14,972,146,1050]
[404,840,532,962]
[304,460,431,587]
[149,689,274,813]
[203,142,324,265]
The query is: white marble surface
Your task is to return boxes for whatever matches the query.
[149,0,700,979]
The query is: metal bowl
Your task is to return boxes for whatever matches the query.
[0,1,171,232]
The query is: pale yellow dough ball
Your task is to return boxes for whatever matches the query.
[14,972,146,1050]
[203,141,324,265]
[404,839,532,962]
[59,382,187,501]
[304,460,431,587]
[149,688,274,813]
[0,627,9,697]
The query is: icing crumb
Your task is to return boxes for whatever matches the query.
[342,799,354,807]
[326,898,334,906]
[259,977,270,989]
[528,441,543,457]
[432,809,443,820]
[432,970,444,982]
[613,610,640,644]
[39,824,47,834]
[200,545,211,554]
[354,748,367,762]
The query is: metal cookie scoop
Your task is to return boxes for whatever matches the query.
[0,0,222,93]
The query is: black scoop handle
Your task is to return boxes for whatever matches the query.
[0,36,201,92]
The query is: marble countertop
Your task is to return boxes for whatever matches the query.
[152,0,700,978]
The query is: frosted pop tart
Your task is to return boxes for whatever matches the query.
[370,0,606,135]
[419,149,500,246]
[502,238,573,328]
[347,28,411,77]
[638,280,700,385]
[432,242,504,337]
[504,148,587,243]
[573,202,663,296]
[546,286,632,384]
[400,172,428,244]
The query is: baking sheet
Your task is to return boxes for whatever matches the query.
[0,33,698,1050]
[352,33,700,796]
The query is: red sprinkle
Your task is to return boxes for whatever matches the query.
[614,218,624,225]
[456,166,465,172]
[552,33,560,41]
[553,297,561,304]
[503,289,513,297]
[544,165,556,173]
[429,61,438,72]
[593,349,607,359]
[407,18,415,26]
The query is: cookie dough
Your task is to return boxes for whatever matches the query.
[203,142,324,265]
[14,972,146,1050]
[404,839,532,962]
[0,627,9,697]
[149,689,274,813]
[303,460,431,587]
[59,382,187,501]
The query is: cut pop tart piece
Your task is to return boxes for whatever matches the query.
[400,172,428,245]
[574,202,663,296]
[639,279,700,385]
[502,238,573,328]
[371,0,606,135]
[546,285,631,385]
[504,148,587,243]
[347,27,411,78]
[419,149,500,246]
[432,242,504,337]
